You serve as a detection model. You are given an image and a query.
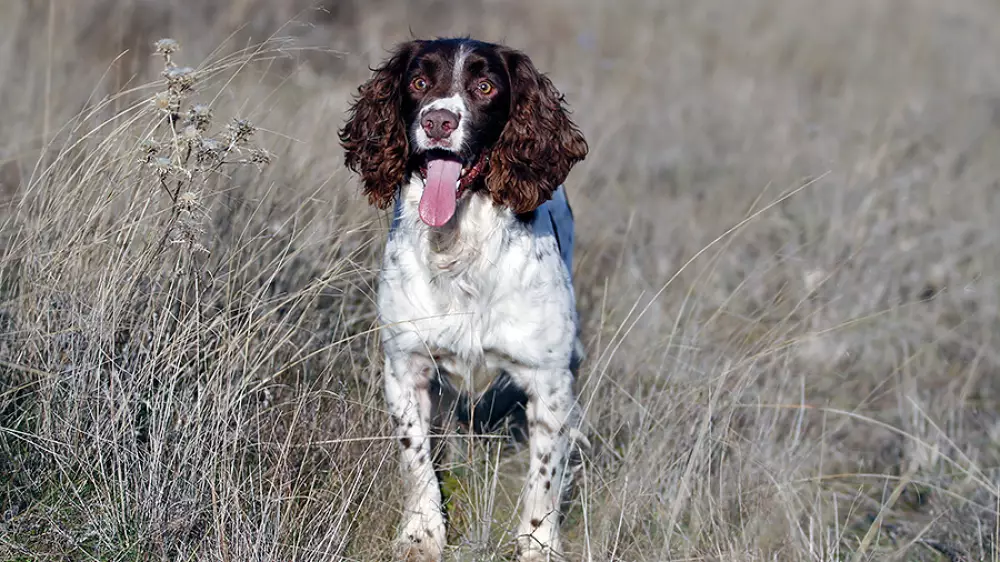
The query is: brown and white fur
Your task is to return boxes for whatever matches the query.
[339,37,588,561]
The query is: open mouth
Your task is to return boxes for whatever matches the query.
[417,150,469,228]
[420,149,474,177]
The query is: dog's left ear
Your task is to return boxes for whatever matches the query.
[485,50,588,214]
[339,42,418,209]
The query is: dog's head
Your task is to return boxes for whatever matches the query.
[339,38,588,226]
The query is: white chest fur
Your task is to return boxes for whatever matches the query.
[377,176,578,382]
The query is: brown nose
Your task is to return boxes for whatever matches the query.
[422,109,460,140]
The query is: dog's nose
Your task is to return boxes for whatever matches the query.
[422,109,460,140]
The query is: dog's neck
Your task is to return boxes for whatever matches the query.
[399,174,515,274]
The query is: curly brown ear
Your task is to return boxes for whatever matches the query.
[486,50,588,214]
[339,42,417,209]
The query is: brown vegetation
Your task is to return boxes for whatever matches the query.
[1,0,999,560]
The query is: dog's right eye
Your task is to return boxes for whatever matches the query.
[411,77,428,91]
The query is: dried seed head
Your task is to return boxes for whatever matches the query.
[199,138,222,153]
[153,91,172,110]
[164,66,196,92]
[249,147,273,166]
[154,38,180,55]
[180,124,201,143]
[196,138,224,165]
[170,203,208,252]
[154,38,180,69]
[225,118,255,146]
[187,104,212,131]
[176,191,199,210]
[139,139,160,161]
[152,91,181,117]
[152,156,174,176]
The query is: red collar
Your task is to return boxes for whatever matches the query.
[418,152,490,199]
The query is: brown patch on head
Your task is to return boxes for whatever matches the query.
[339,41,419,209]
[400,39,515,167]
[485,48,588,213]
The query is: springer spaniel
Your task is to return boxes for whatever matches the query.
[339,37,588,562]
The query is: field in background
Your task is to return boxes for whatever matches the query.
[2,0,1000,560]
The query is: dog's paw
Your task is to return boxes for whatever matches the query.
[397,541,443,562]
[395,518,446,562]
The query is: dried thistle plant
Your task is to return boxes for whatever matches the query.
[141,38,272,256]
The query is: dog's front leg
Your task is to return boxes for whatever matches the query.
[385,354,446,562]
[509,367,581,562]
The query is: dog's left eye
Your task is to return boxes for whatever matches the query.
[477,80,495,95]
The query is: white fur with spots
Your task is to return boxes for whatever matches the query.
[379,173,586,561]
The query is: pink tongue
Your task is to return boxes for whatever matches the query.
[419,159,463,227]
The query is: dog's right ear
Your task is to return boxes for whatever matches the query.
[339,42,418,209]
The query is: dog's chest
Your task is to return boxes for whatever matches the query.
[389,200,516,355]
[378,191,575,371]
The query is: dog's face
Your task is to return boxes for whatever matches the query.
[401,39,512,169]
[339,38,588,225]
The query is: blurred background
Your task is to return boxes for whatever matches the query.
[2,0,999,560]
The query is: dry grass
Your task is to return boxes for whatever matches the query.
[2,0,1000,560]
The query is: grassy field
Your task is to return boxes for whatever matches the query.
[2,0,999,560]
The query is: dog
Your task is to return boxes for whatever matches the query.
[339,37,588,561]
